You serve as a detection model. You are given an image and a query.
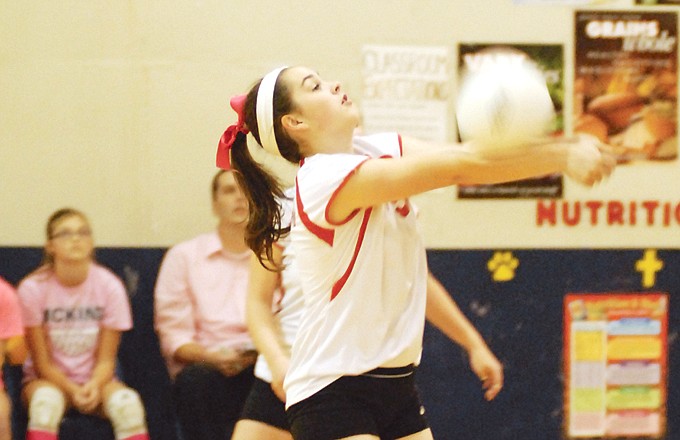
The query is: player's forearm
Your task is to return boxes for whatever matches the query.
[426,300,486,352]
[245,248,288,369]
[425,274,487,352]
[440,141,568,186]
[346,141,566,212]
[247,297,289,368]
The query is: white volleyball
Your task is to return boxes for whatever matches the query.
[456,54,555,150]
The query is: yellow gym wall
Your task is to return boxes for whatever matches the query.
[2,0,677,249]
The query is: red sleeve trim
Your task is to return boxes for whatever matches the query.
[325,156,370,226]
[295,178,334,246]
[330,207,372,301]
[396,203,410,217]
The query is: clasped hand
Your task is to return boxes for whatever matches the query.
[207,347,258,377]
[70,380,101,414]
[564,134,617,186]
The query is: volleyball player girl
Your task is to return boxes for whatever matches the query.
[217,66,615,439]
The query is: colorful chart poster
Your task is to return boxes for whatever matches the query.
[457,43,564,199]
[564,293,668,438]
[361,45,450,142]
[574,11,678,162]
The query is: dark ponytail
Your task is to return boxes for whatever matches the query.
[230,131,288,267]
[230,78,297,268]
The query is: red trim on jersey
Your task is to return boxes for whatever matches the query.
[274,275,285,314]
[396,202,410,217]
[391,136,409,215]
[325,157,370,226]
[330,207,372,300]
[295,178,334,246]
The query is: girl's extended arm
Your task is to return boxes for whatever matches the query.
[330,135,615,222]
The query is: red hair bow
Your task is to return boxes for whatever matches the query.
[216,94,249,170]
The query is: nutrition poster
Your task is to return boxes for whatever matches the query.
[564,293,668,438]
[574,10,678,162]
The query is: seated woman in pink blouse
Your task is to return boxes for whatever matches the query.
[17,208,149,440]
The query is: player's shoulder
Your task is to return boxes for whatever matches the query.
[353,132,401,157]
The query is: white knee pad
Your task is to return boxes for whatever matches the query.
[28,386,65,432]
[105,389,146,437]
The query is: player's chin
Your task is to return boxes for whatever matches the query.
[346,107,361,123]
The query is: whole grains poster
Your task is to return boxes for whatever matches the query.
[574,11,678,163]
[564,293,668,438]
[457,43,564,199]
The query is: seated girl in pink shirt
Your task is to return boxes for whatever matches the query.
[17,208,149,440]
[0,276,24,440]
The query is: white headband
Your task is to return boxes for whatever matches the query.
[256,66,288,157]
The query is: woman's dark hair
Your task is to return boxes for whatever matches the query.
[230,69,299,268]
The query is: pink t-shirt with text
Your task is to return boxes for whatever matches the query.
[18,264,132,384]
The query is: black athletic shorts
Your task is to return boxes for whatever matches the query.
[286,365,429,440]
[239,377,289,430]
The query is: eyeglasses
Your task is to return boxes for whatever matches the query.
[50,228,92,240]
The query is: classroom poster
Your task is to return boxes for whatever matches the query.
[457,44,564,199]
[361,45,450,142]
[574,11,678,162]
[564,293,668,438]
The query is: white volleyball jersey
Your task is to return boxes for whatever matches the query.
[284,133,428,408]
[253,188,305,383]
